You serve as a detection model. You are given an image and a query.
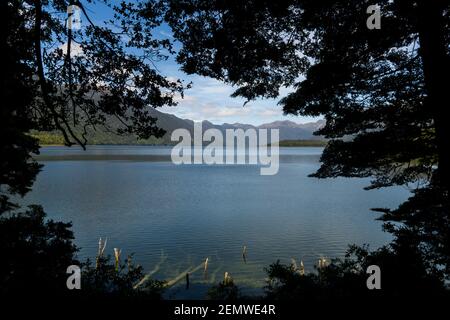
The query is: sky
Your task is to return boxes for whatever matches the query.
[78,1,322,126]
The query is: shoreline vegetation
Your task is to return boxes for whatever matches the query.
[272,140,327,147]
[29,131,166,146]
[30,131,326,148]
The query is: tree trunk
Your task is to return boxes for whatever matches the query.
[417,0,450,194]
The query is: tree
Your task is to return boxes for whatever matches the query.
[0,205,78,295]
[32,0,185,149]
[2,0,186,211]
[1,0,42,212]
[1,0,185,294]
[161,0,450,280]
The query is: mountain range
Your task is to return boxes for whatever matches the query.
[34,108,326,145]
[146,108,325,144]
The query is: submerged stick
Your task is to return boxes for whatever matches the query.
[318,257,328,269]
[165,262,204,288]
[133,250,168,289]
[224,272,232,285]
[114,248,122,271]
[96,237,107,269]
[299,260,305,276]
[291,258,298,271]
[209,257,224,284]
[292,258,305,276]
[204,257,209,280]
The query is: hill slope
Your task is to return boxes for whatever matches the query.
[33,108,325,145]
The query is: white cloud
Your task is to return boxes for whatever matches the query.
[201,104,250,117]
[159,74,321,125]
[193,77,233,95]
[173,94,197,103]
[260,109,281,117]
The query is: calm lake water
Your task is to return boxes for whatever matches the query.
[25,145,410,298]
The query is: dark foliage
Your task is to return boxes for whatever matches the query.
[1,0,42,212]
[0,205,78,295]
[265,244,446,301]
[207,278,240,300]
[78,255,165,299]
[31,0,185,148]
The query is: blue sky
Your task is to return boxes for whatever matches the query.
[80,1,322,125]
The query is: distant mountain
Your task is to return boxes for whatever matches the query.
[148,108,325,143]
[34,108,325,145]
[257,120,325,141]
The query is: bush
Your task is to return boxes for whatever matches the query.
[264,244,446,301]
[80,255,165,299]
[207,278,240,300]
[0,205,78,296]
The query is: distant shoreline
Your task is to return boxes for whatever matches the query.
[270,140,327,147]
[38,143,175,147]
[38,140,327,148]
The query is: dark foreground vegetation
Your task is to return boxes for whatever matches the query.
[1,0,449,304]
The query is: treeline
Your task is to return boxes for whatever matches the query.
[31,131,327,147]
[276,140,327,147]
[30,130,168,146]
[30,131,66,145]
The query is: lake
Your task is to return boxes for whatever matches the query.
[25,145,410,298]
